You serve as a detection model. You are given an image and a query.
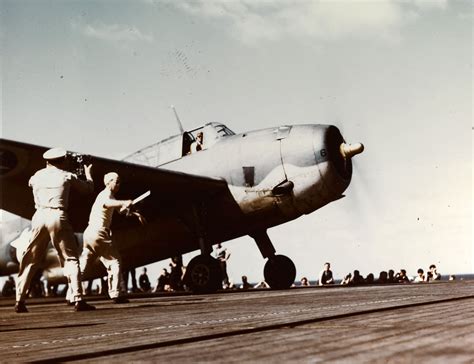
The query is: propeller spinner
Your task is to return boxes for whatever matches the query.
[340,142,364,159]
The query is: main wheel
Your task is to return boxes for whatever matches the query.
[264,255,296,289]
[185,255,223,293]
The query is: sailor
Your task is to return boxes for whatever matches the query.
[74,172,136,304]
[215,243,231,289]
[15,147,95,313]
[318,262,334,286]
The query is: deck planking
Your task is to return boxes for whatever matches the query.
[0,281,473,363]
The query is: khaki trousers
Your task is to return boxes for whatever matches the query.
[81,226,122,299]
[16,208,84,302]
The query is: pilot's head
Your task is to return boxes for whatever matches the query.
[197,132,203,141]
[104,172,120,193]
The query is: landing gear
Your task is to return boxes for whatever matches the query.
[251,230,296,290]
[183,203,223,293]
[185,255,223,293]
[264,255,296,289]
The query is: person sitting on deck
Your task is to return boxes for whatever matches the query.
[396,269,410,283]
[340,273,352,285]
[376,271,388,284]
[154,268,171,292]
[365,273,375,284]
[318,262,334,286]
[349,270,365,285]
[241,275,252,290]
[300,277,310,286]
[426,264,441,282]
[388,269,396,283]
[139,267,151,292]
[413,269,425,283]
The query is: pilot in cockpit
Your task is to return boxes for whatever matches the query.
[190,131,204,153]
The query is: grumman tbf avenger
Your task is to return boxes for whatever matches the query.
[0,121,363,292]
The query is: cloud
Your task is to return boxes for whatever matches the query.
[169,0,448,45]
[412,0,448,10]
[76,23,153,44]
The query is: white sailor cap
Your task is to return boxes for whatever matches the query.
[43,147,67,160]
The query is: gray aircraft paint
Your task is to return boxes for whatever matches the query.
[0,122,361,283]
[127,123,351,220]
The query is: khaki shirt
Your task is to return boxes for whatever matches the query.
[29,166,93,209]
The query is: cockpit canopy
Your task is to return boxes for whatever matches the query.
[123,122,235,167]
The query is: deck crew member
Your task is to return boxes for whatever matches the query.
[139,267,151,292]
[74,172,134,304]
[426,264,441,282]
[318,262,334,286]
[15,147,95,313]
[215,243,231,289]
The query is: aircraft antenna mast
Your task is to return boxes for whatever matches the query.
[171,105,185,134]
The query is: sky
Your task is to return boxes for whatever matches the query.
[1,0,472,286]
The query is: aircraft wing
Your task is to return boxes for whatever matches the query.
[0,138,241,231]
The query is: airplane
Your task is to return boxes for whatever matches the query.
[0,121,364,292]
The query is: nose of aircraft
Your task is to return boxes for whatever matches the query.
[319,127,364,197]
[339,142,364,159]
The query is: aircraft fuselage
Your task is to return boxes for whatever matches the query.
[0,123,361,283]
[114,124,353,269]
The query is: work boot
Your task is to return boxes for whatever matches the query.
[15,301,28,313]
[113,296,129,304]
[74,300,96,311]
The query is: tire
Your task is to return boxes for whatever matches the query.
[185,255,223,293]
[264,255,296,289]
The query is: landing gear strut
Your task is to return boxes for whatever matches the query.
[251,230,296,290]
[183,204,223,293]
